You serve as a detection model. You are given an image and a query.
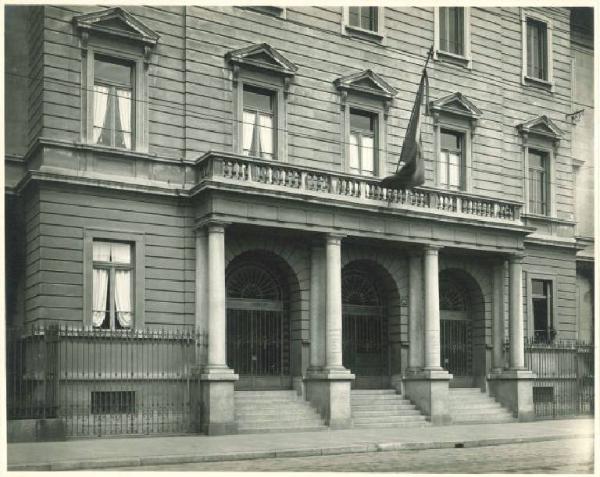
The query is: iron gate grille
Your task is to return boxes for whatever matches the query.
[440,319,472,376]
[226,306,289,378]
[342,306,387,378]
[525,339,594,418]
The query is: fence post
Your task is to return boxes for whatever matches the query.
[44,325,60,419]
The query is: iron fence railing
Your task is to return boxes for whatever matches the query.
[6,324,207,437]
[524,338,594,419]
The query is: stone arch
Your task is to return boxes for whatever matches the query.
[438,266,487,387]
[342,246,408,382]
[342,257,402,388]
[225,234,307,389]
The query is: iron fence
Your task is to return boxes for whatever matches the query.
[525,338,594,419]
[6,324,206,437]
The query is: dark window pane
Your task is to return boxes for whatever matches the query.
[527,19,548,80]
[243,86,273,112]
[350,109,375,132]
[441,130,462,151]
[440,8,448,51]
[94,57,132,86]
[349,7,360,27]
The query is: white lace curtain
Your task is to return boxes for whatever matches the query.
[242,111,273,158]
[117,89,132,149]
[92,85,110,143]
[92,242,132,328]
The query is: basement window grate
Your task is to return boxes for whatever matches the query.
[91,391,136,414]
[533,386,554,403]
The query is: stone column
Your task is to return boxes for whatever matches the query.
[198,222,238,435]
[487,252,534,422]
[492,260,506,372]
[403,245,451,425]
[325,234,344,370]
[304,233,353,429]
[509,254,525,370]
[309,242,325,370]
[195,230,208,364]
[423,246,442,371]
[407,254,424,372]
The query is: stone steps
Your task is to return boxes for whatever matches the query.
[448,388,516,424]
[350,389,429,429]
[234,390,326,434]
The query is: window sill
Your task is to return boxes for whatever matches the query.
[343,24,384,43]
[435,50,471,69]
[523,75,554,92]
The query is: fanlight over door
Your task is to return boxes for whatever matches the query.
[439,277,473,387]
[342,268,389,389]
[226,262,290,390]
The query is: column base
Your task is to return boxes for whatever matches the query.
[403,369,452,425]
[197,366,239,435]
[487,369,536,421]
[305,367,355,429]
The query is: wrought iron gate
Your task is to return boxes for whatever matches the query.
[440,278,472,384]
[342,269,388,388]
[226,262,290,389]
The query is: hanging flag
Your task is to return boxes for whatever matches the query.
[381,47,432,189]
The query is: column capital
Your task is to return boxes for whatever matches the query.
[325,233,345,245]
[423,244,443,255]
[509,251,526,264]
[205,221,228,234]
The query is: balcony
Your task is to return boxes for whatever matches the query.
[196,152,522,225]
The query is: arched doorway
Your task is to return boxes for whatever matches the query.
[439,269,485,388]
[342,262,391,389]
[226,254,291,390]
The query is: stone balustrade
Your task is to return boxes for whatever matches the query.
[197,153,522,223]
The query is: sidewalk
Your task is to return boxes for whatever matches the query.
[7,419,594,471]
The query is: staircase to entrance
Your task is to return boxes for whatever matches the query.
[351,389,429,428]
[234,390,327,434]
[448,388,516,424]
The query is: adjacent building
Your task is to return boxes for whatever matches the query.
[5,5,594,437]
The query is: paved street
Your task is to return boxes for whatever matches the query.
[107,437,593,473]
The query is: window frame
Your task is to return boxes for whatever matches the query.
[349,108,378,176]
[234,75,286,162]
[84,229,145,330]
[433,7,472,68]
[438,128,466,191]
[241,85,276,160]
[521,10,554,90]
[82,44,149,152]
[527,148,550,216]
[525,273,558,343]
[342,100,386,177]
[433,118,472,192]
[523,142,555,217]
[342,6,385,42]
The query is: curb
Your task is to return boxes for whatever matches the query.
[7,433,592,471]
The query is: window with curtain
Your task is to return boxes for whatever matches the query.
[439,7,464,55]
[532,279,553,343]
[526,18,548,80]
[439,129,464,190]
[93,57,133,149]
[528,149,548,215]
[242,86,275,160]
[348,7,378,32]
[349,109,376,176]
[92,241,133,330]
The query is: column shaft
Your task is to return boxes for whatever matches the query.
[492,260,506,371]
[207,224,227,368]
[195,231,208,363]
[309,243,325,368]
[424,246,442,370]
[408,254,424,371]
[325,235,343,369]
[509,255,525,369]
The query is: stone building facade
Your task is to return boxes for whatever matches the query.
[5,6,594,434]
